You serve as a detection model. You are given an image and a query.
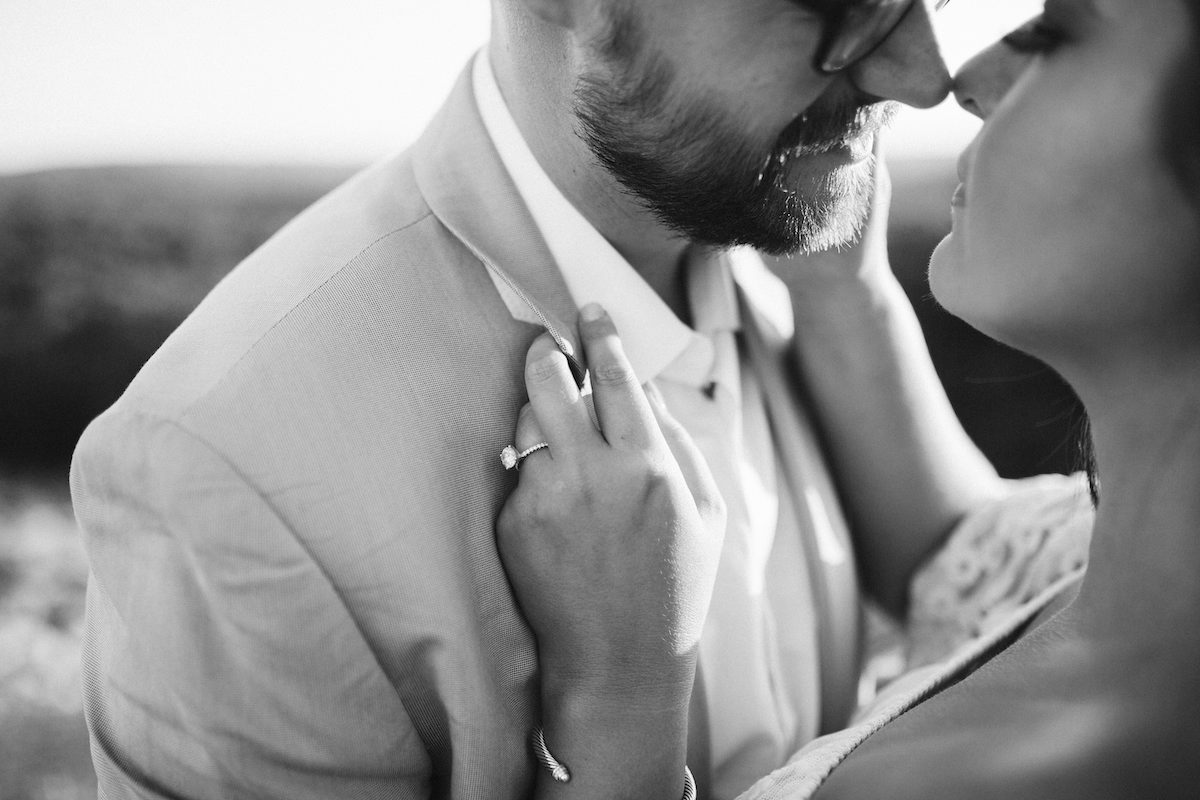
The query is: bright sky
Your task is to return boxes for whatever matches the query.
[0,0,1042,175]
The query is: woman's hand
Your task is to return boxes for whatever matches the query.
[497,304,726,705]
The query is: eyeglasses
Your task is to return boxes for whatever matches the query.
[812,0,951,74]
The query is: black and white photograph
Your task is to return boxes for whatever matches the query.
[4,0,1198,797]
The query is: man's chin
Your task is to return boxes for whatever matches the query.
[782,163,874,255]
[782,216,866,256]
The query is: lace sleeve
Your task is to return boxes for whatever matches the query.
[906,473,1094,670]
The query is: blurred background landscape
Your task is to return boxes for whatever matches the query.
[2,1,1053,797]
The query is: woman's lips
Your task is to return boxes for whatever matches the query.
[951,182,967,208]
[953,148,972,209]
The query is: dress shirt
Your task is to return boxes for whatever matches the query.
[473,50,825,799]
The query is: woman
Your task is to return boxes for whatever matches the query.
[498,0,1200,797]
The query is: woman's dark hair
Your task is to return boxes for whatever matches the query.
[1076,413,1099,506]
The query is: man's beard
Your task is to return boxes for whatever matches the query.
[573,8,896,255]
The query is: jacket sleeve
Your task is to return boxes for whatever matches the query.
[71,409,431,800]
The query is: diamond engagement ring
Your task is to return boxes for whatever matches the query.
[501,442,550,470]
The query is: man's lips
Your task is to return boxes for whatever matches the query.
[806,131,873,158]
[758,131,874,188]
[790,130,876,159]
[776,99,896,156]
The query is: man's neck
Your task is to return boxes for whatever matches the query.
[489,34,693,319]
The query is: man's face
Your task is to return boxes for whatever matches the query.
[573,0,898,254]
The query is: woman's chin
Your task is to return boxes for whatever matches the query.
[927,232,963,313]
[928,232,1006,342]
[928,235,1034,354]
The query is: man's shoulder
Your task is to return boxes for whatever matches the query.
[72,134,531,522]
[74,59,539,503]
[258,148,443,269]
[115,150,498,421]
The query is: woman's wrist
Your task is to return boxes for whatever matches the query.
[539,655,696,718]
[536,672,693,800]
[786,266,907,341]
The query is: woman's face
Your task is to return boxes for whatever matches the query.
[930,0,1200,363]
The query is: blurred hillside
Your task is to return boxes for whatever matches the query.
[0,477,92,800]
[0,158,1082,477]
[0,164,355,472]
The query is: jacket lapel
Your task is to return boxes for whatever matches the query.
[412,58,586,383]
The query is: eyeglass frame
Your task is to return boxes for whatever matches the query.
[810,0,951,74]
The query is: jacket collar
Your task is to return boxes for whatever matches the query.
[412,54,586,379]
[411,52,798,386]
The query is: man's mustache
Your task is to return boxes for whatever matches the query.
[776,98,899,155]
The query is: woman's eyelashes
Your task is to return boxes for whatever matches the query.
[1002,16,1067,54]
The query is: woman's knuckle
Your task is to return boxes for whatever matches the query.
[590,362,635,388]
[639,465,676,502]
[526,353,563,384]
[697,492,726,524]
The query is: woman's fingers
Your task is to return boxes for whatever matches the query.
[514,403,546,450]
[501,329,726,717]
[645,383,726,527]
[525,334,600,456]
[512,403,554,471]
[578,304,659,449]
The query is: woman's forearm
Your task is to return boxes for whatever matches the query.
[784,263,1005,615]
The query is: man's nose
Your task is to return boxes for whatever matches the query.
[953,38,1032,120]
[847,0,951,108]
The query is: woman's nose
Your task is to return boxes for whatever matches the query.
[953,38,1032,120]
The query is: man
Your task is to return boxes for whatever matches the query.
[71,1,1047,798]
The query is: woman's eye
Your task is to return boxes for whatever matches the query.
[1002,16,1066,54]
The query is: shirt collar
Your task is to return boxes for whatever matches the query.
[473,50,733,384]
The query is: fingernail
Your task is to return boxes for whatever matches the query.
[580,303,606,322]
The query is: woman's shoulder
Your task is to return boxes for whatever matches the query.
[813,624,1200,800]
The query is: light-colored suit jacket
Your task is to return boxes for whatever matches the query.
[71,62,860,800]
